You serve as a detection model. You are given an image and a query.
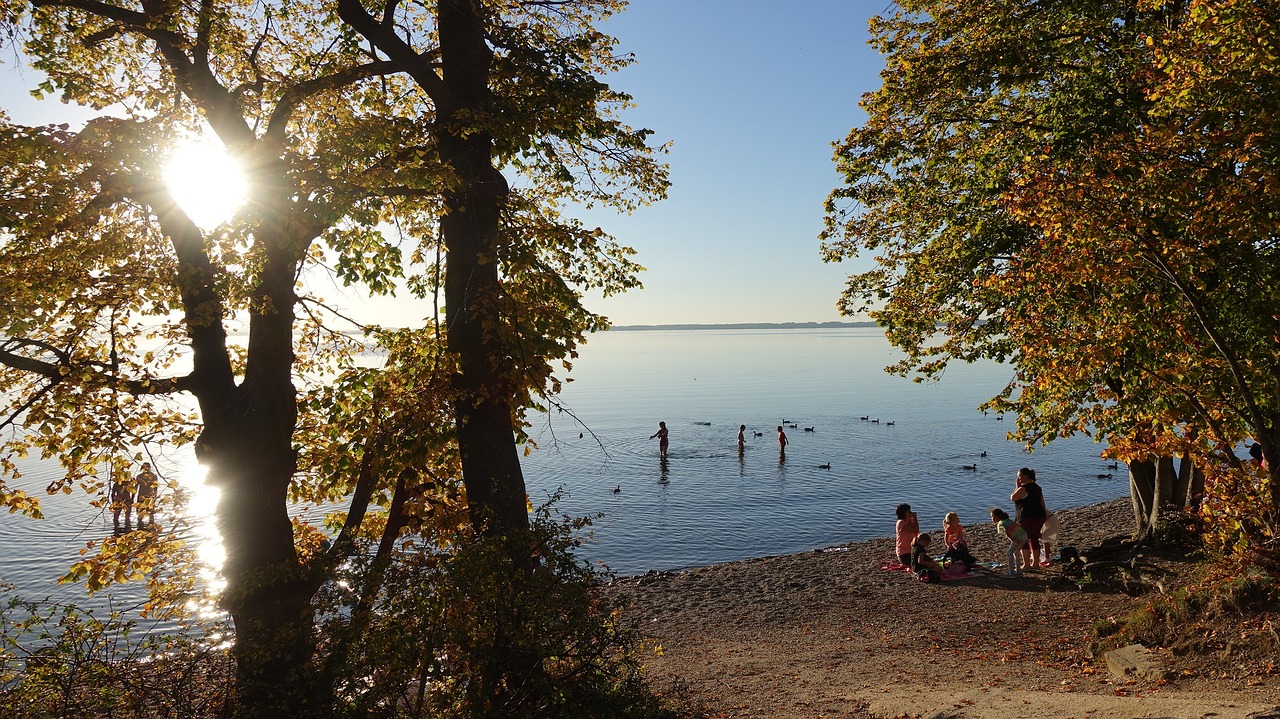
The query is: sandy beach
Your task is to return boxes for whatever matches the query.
[612,499,1280,718]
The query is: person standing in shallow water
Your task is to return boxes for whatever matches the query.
[738,424,747,451]
[110,470,133,533]
[776,425,789,454]
[650,421,669,457]
[135,462,158,527]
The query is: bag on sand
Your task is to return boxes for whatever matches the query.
[1041,512,1062,543]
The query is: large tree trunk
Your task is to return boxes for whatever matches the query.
[436,0,531,547]
[175,216,317,716]
[1129,459,1157,538]
[1155,454,1176,509]
[1129,455,1181,539]
[160,187,322,718]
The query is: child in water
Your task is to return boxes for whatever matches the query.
[910,532,944,583]
[990,507,1028,577]
[895,503,919,567]
[941,512,979,572]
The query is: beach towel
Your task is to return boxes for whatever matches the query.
[880,558,990,580]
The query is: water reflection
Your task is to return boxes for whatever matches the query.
[176,462,226,602]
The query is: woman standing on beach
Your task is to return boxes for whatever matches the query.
[1011,467,1050,567]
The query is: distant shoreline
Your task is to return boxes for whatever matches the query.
[607,321,880,332]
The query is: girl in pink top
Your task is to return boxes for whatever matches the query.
[895,503,919,566]
[941,512,979,571]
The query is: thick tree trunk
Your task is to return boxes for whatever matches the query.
[206,436,318,719]
[437,0,531,547]
[1129,459,1156,538]
[187,242,319,718]
[160,187,322,718]
[1155,454,1176,509]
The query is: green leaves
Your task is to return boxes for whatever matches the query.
[827,0,1280,533]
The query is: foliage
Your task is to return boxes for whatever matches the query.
[317,502,678,719]
[0,0,668,715]
[0,588,233,718]
[824,0,1280,545]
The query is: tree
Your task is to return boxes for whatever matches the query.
[334,0,663,554]
[0,0,666,716]
[823,0,1280,548]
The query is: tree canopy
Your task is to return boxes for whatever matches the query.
[0,0,668,715]
[824,0,1280,548]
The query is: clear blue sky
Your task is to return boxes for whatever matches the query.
[0,0,889,327]
[586,0,886,325]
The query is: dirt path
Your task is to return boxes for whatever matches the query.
[611,500,1280,718]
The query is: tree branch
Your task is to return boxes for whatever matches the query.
[335,0,450,105]
[0,340,194,395]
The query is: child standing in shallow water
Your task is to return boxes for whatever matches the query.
[941,512,979,571]
[991,507,1028,577]
[895,503,919,567]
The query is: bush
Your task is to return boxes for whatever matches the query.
[0,589,232,718]
[317,504,680,719]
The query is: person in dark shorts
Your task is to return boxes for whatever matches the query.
[1011,467,1049,567]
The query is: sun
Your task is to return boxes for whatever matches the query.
[163,137,247,229]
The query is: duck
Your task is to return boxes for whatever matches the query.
[695,421,712,426]
[962,464,978,471]
[1106,462,1119,469]
[885,421,895,426]
[788,423,798,429]
[871,418,880,424]
[996,415,1005,421]
[753,431,763,437]
[818,463,831,470]
[859,416,869,421]
[804,426,815,432]
[1096,473,1113,479]
[979,451,988,457]
[613,485,621,494]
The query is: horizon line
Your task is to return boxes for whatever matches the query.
[606,320,880,331]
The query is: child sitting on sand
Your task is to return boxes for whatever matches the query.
[941,512,979,572]
[910,533,944,583]
[895,503,919,567]
[990,507,1028,577]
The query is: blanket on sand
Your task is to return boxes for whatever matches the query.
[879,558,994,581]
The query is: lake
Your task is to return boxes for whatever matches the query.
[0,326,1129,610]
[519,326,1129,575]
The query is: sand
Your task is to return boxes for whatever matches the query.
[611,499,1280,718]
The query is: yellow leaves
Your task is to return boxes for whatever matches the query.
[61,530,159,594]
[1,486,44,519]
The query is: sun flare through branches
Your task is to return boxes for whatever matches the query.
[162,137,247,229]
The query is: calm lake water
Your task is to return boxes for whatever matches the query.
[520,327,1129,575]
[1,327,1129,610]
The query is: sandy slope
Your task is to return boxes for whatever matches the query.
[611,499,1280,718]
